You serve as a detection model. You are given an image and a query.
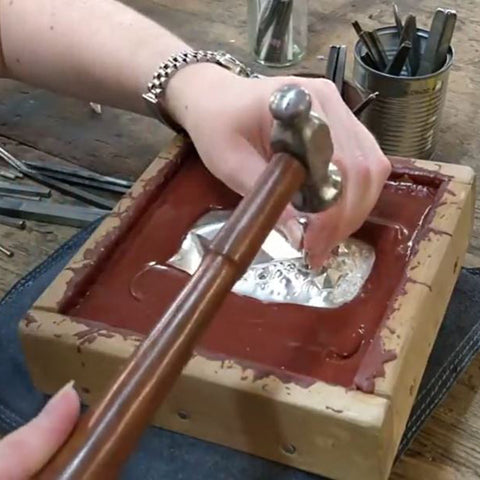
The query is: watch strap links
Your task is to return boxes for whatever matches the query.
[143,50,255,133]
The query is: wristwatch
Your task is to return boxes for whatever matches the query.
[143,50,257,133]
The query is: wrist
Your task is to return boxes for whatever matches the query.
[165,63,236,131]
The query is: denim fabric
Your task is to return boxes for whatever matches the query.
[0,221,479,479]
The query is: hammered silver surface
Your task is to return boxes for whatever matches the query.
[167,210,375,308]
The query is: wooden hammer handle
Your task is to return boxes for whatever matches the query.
[35,153,305,479]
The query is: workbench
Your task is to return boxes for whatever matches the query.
[0,1,478,478]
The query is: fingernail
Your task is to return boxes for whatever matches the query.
[42,380,76,416]
[58,380,76,394]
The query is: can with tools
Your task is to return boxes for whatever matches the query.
[353,26,454,159]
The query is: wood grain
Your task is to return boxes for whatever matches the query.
[0,0,479,479]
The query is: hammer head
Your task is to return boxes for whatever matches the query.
[269,84,342,213]
[269,84,312,126]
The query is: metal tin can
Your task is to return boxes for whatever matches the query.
[353,26,454,159]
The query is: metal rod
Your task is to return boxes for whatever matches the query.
[326,45,347,96]
[0,198,109,227]
[352,21,386,71]
[0,146,28,172]
[409,16,421,76]
[0,169,18,180]
[0,214,25,229]
[369,30,389,71]
[418,8,456,76]
[398,15,417,76]
[393,3,403,36]
[39,171,129,194]
[334,46,346,97]
[267,0,293,64]
[24,171,114,208]
[0,147,117,209]
[254,0,277,56]
[386,41,412,75]
[0,181,51,198]
[326,45,339,84]
[433,9,456,72]
[0,192,42,201]
[352,92,379,117]
[24,160,133,188]
[361,52,377,69]
[24,172,116,209]
[0,244,13,257]
[34,152,306,479]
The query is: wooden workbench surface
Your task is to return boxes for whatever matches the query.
[0,1,478,478]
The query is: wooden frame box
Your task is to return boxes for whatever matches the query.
[19,137,475,480]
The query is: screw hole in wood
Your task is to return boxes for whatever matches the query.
[177,410,190,420]
[281,443,296,455]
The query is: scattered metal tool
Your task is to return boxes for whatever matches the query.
[352,21,387,71]
[0,147,116,210]
[0,181,50,198]
[0,169,17,180]
[393,3,403,36]
[89,103,102,114]
[326,46,338,84]
[0,197,109,228]
[418,8,457,76]
[352,92,379,117]
[25,173,115,209]
[0,244,13,258]
[24,160,133,188]
[38,171,129,194]
[0,214,25,230]
[0,169,21,180]
[0,192,42,201]
[326,45,347,95]
[386,41,411,75]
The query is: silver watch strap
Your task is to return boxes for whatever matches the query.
[143,50,256,132]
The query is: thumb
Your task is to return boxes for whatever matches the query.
[0,381,80,479]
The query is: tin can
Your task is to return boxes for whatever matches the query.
[353,26,454,159]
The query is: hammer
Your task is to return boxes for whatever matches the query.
[35,84,342,479]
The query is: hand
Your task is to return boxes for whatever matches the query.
[0,382,80,479]
[167,65,391,268]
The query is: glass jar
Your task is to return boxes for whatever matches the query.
[247,0,308,67]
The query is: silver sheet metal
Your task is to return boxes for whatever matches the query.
[167,210,375,308]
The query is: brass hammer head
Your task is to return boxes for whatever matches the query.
[269,84,342,213]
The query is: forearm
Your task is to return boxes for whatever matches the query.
[0,0,191,116]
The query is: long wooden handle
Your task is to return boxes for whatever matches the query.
[35,153,305,479]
